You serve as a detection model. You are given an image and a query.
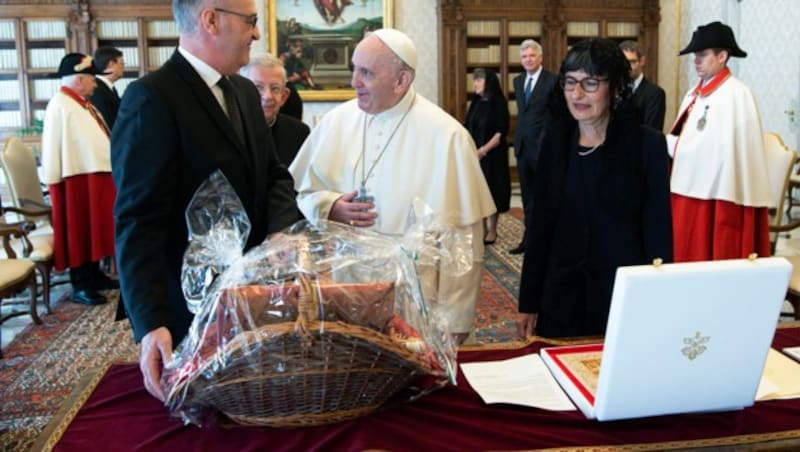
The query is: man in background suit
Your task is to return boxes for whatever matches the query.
[620,40,666,131]
[112,0,298,401]
[88,46,123,129]
[241,53,310,166]
[511,39,557,254]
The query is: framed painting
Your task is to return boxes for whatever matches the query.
[268,0,393,101]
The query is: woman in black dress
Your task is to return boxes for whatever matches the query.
[516,39,673,338]
[465,68,511,245]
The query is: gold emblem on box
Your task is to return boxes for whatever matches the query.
[682,331,710,360]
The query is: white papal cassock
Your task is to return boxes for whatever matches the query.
[290,87,497,333]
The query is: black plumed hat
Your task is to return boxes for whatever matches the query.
[51,53,109,78]
[679,21,747,57]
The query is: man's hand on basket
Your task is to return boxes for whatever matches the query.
[140,327,173,402]
[515,313,537,339]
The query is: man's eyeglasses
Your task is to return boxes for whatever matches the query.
[255,83,286,97]
[214,7,258,29]
[560,76,608,93]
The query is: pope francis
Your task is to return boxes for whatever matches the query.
[289,29,496,344]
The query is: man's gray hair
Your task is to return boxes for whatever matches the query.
[173,0,206,34]
[240,53,287,84]
[520,39,542,55]
[619,40,643,58]
[60,74,81,87]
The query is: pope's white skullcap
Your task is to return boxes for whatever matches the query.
[371,28,417,70]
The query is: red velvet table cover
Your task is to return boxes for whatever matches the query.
[44,326,800,451]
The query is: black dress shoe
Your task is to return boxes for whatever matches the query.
[95,273,120,291]
[508,243,526,255]
[72,289,107,306]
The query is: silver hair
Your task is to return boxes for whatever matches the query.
[173,0,206,34]
[60,74,82,87]
[240,53,288,84]
[520,39,543,55]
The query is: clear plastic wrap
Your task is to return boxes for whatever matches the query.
[163,171,470,427]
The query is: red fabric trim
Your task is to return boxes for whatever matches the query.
[49,173,116,270]
[60,86,89,108]
[668,67,731,140]
[544,344,603,405]
[695,67,731,97]
[669,92,698,137]
[50,327,800,451]
[60,86,111,137]
[671,194,770,262]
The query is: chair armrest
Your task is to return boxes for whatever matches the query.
[770,218,800,233]
[4,200,52,225]
[18,198,50,212]
[0,221,35,259]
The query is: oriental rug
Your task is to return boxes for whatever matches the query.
[0,210,525,451]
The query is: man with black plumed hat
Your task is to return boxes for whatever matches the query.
[667,21,771,262]
[41,53,118,306]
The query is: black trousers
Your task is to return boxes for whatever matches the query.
[516,152,537,243]
[69,261,101,291]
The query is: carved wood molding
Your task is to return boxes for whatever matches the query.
[642,0,660,26]
[439,0,464,26]
[68,0,91,23]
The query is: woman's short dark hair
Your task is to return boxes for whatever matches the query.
[560,38,632,105]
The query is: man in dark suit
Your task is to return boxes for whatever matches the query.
[240,53,310,166]
[88,46,123,129]
[111,0,298,401]
[620,40,666,131]
[511,39,557,254]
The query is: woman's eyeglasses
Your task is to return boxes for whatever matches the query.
[560,76,608,92]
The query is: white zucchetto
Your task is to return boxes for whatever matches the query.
[371,28,417,70]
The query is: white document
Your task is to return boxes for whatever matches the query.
[460,353,576,411]
[756,348,800,401]
[784,346,800,362]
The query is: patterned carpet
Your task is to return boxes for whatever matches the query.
[0,210,525,450]
[472,210,524,343]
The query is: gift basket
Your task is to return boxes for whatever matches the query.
[162,171,467,427]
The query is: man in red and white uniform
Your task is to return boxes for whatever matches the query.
[667,21,771,262]
[41,53,117,305]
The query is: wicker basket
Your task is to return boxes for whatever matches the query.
[170,273,434,427]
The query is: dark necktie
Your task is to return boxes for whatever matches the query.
[524,76,533,106]
[217,76,246,146]
[112,85,119,99]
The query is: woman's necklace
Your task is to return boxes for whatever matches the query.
[353,94,416,203]
[578,141,603,157]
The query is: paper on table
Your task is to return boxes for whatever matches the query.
[784,346,800,362]
[756,348,800,401]
[460,353,576,411]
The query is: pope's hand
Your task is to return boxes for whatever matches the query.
[140,327,173,402]
[329,191,378,227]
